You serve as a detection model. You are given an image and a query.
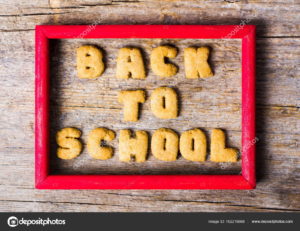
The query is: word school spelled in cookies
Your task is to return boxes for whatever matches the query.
[56,45,238,163]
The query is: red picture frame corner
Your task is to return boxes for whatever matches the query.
[35,25,256,190]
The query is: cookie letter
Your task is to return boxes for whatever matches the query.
[180,129,207,161]
[184,47,213,78]
[116,48,146,79]
[119,130,148,162]
[56,128,82,159]
[77,45,104,79]
[210,129,238,162]
[150,87,178,119]
[87,128,116,160]
[150,46,178,77]
[151,128,179,161]
[118,90,146,122]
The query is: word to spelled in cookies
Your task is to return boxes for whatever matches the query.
[55,45,238,163]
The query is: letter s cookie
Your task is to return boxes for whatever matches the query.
[56,127,82,159]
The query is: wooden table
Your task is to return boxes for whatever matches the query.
[0,0,299,212]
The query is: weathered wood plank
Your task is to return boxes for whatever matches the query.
[47,38,242,174]
[0,0,299,37]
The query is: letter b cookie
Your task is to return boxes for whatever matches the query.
[77,45,104,79]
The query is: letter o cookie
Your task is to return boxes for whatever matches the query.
[151,128,179,161]
[180,129,207,161]
[150,87,178,119]
[56,127,82,159]
[77,45,104,79]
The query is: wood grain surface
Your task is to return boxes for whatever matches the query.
[0,0,299,212]
[49,38,242,175]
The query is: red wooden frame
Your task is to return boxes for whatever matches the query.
[35,25,255,189]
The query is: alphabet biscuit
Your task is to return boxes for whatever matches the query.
[210,129,238,162]
[56,127,82,159]
[119,130,148,162]
[151,128,179,161]
[118,90,146,122]
[180,128,207,161]
[150,87,178,119]
[116,47,146,79]
[184,47,213,79]
[150,46,178,77]
[87,128,116,160]
[77,45,104,79]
